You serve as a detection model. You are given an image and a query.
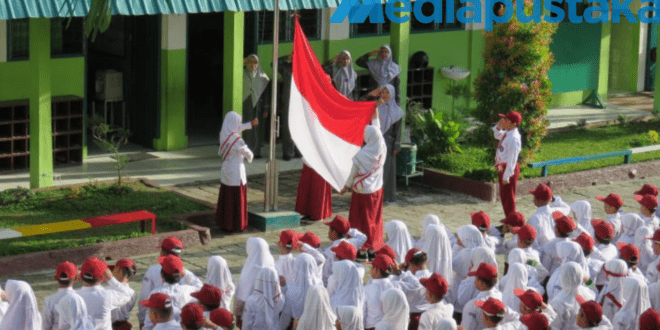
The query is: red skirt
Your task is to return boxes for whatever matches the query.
[215,183,248,232]
[112,321,132,330]
[348,188,384,251]
[295,164,333,220]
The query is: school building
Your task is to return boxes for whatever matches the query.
[0,0,657,188]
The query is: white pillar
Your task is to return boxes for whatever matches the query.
[161,14,187,50]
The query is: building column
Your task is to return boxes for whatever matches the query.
[598,22,611,101]
[224,11,245,116]
[29,18,53,188]
[154,14,188,151]
[390,2,410,120]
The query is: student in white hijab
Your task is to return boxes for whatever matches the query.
[570,200,595,238]
[545,241,591,300]
[323,50,358,100]
[54,293,95,330]
[234,237,276,323]
[329,260,365,311]
[500,263,530,314]
[205,256,235,310]
[336,306,364,330]
[421,224,454,284]
[375,288,409,330]
[356,45,401,104]
[548,262,596,330]
[433,318,458,330]
[635,226,655,276]
[597,259,628,322]
[241,266,284,330]
[611,277,651,330]
[457,247,498,312]
[417,214,456,248]
[507,248,547,293]
[242,54,269,158]
[619,213,646,245]
[0,280,42,330]
[280,253,320,329]
[453,225,486,281]
[384,220,414,264]
[296,285,337,330]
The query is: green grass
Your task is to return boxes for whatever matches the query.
[0,181,213,257]
[429,120,660,181]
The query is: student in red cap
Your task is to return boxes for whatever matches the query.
[520,312,551,330]
[190,284,222,320]
[180,303,205,330]
[512,225,542,266]
[473,297,517,330]
[109,259,138,330]
[541,212,578,275]
[42,261,80,330]
[326,241,367,296]
[140,237,203,326]
[617,243,648,284]
[140,293,180,330]
[493,111,522,218]
[471,211,501,251]
[573,232,605,282]
[461,263,503,330]
[388,248,431,329]
[576,295,613,329]
[209,308,234,330]
[292,233,326,285]
[590,219,618,264]
[275,229,302,288]
[640,308,660,330]
[527,184,557,247]
[635,194,659,230]
[363,254,396,330]
[322,215,367,285]
[514,289,556,322]
[375,244,397,264]
[418,273,453,330]
[596,193,624,242]
[636,183,660,219]
[644,228,660,283]
[76,257,132,330]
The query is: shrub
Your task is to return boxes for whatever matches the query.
[0,187,34,206]
[407,102,463,161]
[648,130,659,144]
[617,114,628,126]
[576,119,587,130]
[472,0,557,166]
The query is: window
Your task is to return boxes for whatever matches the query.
[350,4,391,37]
[51,17,84,57]
[410,0,465,32]
[8,19,29,61]
[548,0,594,22]
[256,9,322,44]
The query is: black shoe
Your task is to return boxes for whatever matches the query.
[355,250,368,262]
[367,249,376,261]
[283,155,291,161]
[294,151,302,158]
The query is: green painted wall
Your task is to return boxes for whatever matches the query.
[224,12,245,116]
[155,49,188,150]
[548,23,602,94]
[609,21,640,93]
[0,58,83,101]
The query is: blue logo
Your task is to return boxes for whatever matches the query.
[329,0,660,31]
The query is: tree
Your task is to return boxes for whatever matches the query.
[89,115,131,186]
[472,0,558,166]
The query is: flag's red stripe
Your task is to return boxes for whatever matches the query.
[291,17,377,147]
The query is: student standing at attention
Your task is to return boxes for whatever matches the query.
[493,111,522,217]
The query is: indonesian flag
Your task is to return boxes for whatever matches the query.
[289,16,378,192]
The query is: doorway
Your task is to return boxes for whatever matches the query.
[645,22,658,91]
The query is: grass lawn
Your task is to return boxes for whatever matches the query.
[431,119,660,180]
[0,181,213,257]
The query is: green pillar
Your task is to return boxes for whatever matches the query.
[29,18,53,188]
[655,22,660,114]
[390,2,410,131]
[224,11,245,116]
[597,22,611,102]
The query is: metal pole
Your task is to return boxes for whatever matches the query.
[265,0,280,212]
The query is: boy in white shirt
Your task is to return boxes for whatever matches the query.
[471,211,500,251]
[275,229,300,289]
[42,261,79,330]
[418,273,453,330]
[635,183,660,218]
[140,293,182,330]
[461,263,504,330]
[180,303,205,330]
[209,308,234,330]
[495,211,527,269]
[519,313,551,330]
[363,254,397,330]
[590,220,617,263]
[526,184,556,248]
[326,241,367,296]
[617,242,648,284]
[473,297,521,330]
[635,194,659,230]
[575,295,614,329]
[645,228,660,283]
[391,248,431,329]
[190,284,222,320]
[514,289,557,324]
[573,233,604,282]
[322,215,368,285]
[541,212,577,274]
[109,259,137,330]
[596,194,624,242]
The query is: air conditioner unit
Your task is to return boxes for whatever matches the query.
[95,70,123,101]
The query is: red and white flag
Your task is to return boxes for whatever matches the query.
[289,16,377,192]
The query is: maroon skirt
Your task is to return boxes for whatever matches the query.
[215,183,248,232]
[348,188,384,251]
[112,321,132,330]
[295,164,333,220]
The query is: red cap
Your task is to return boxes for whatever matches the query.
[573,232,594,253]
[81,257,108,280]
[55,261,78,281]
[617,242,640,261]
[529,184,553,201]
[370,254,395,271]
[468,263,498,281]
[279,230,301,248]
[596,194,623,209]
[375,245,397,261]
[191,283,222,307]
[331,241,357,261]
[324,215,350,235]
[140,292,173,309]
[420,273,448,298]
[520,313,550,330]
[470,211,491,229]
[474,297,506,316]
[514,288,544,311]
[635,194,659,210]
[636,184,659,197]
[648,228,660,243]
[552,211,577,235]
[575,295,603,325]
[210,308,234,328]
[300,232,321,248]
[498,111,522,125]
[640,308,660,329]
[114,258,136,272]
[180,303,205,325]
[159,237,183,254]
[158,255,184,275]
[405,248,425,264]
[591,219,614,240]
[501,211,526,227]
[513,225,536,242]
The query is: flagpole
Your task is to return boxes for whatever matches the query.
[265,0,280,212]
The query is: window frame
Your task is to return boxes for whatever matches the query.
[256,9,323,44]
[50,17,85,58]
[409,0,466,34]
[349,4,392,38]
[7,18,30,62]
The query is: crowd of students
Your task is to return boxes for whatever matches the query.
[1,182,660,330]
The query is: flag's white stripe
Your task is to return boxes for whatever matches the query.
[289,79,361,192]
[0,229,23,240]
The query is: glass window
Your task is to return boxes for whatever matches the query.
[410,0,465,33]
[350,4,392,37]
[8,19,29,61]
[257,9,322,44]
[51,17,84,57]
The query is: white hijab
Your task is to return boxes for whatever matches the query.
[454,225,486,279]
[553,262,595,305]
[243,54,270,106]
[236,237,276,302]
[0,280,42,330]
[205,256,236,310]
[571,200,594,236]
[219,111,249,159]
[597,259,628,305]
[366,44,400,86]
[385,220,413,264]
[433,318,458,330]
[469,247,498,273]
[250,266,284,329]
[422,224,453,285]
[619,213,646,244]
[287,253,321,318]
[616,277,651,328]
[296,285,337,330]
[635,226,655,272]
[556,241,590,276]
[501,263,529,313]
[375,288,409,330]
[330,260,365,310]
[507,248,545,294]
[336,306,364,330]
[332,50,357,97]
[416,214,441,248]
[351,125,387,192]
[55,293,94,330]
[377,84,403,134]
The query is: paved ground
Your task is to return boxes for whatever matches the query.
[3,170,659,325]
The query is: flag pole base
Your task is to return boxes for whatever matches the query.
[248,211,301,232]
